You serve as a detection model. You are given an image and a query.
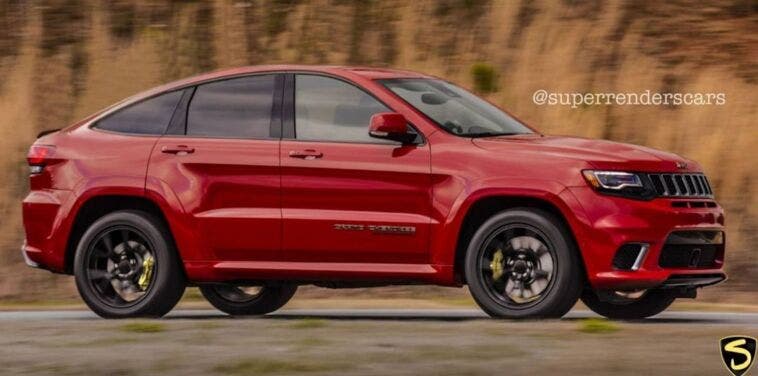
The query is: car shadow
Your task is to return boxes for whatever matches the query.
[158,310,727,324]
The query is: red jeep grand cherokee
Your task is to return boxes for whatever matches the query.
[22,65,726,319]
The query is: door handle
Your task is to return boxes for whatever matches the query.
[161,145,195,155]
[288,149,323,160]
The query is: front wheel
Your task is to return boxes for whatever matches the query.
[200,283,297,315]
[581,289,676,319]
[464,208,583,319]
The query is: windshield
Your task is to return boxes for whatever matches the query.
[380,78,534,137]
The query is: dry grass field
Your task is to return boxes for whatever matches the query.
[0,1,755,301]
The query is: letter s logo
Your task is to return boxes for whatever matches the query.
[727,339,753,371]
[720,336,757,376]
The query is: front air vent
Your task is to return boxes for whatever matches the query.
[658,231,724,269]
[612,243,649,270]
[647,173,713,198]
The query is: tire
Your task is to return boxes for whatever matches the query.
[581,289,676,320]
[73,210,186,318]
[464,208,583,319]
[200,283,298,315]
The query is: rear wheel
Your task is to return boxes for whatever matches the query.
[73,210,186,318]
[199,283,297,315]
[464,208,583,319]
[581,289,676,319]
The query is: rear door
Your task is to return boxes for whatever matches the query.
[280,74,432,264]
[148,74,284,262]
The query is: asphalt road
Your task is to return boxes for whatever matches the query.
[1,308,757,325]
[3,309,752,376]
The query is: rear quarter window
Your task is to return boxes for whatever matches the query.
[94,90,184,135]
[186,75,277,139]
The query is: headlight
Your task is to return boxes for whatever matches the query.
[582,171,642,190]
[582,170,654,200]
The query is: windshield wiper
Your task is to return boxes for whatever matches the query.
[467,132,525,138]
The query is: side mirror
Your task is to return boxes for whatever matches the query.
[369,113,417,144]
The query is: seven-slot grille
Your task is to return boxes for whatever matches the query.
[647,173,713,198]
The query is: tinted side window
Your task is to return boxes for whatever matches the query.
[187,75,276,138]
[94,90,183,135]
[295,75,391,143]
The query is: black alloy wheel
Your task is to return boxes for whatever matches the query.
[200,283,298,316]
[465,208,583,318]
[477,223,556,309]
[74,211,186,318]
[581,288,677,319]
[84,226,157,307]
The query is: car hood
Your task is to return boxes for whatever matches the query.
[472,134,699,172]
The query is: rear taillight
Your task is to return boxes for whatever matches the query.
[27,145,55,174]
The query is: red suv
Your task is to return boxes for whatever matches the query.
[22,66,726,319]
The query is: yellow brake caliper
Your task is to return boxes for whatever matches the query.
[490,249,504,281]
[138,256,154,290]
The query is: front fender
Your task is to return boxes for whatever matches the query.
[429,177,592,285]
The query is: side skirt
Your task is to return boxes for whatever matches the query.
[184,261,456,286]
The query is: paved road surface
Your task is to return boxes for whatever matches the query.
[1,308,754,375]
[0,309,756,325]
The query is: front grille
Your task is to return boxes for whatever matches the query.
[658,231,724,269]
[647,173,713,198]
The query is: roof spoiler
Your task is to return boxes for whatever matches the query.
[37,128,61,139]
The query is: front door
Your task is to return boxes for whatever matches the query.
[148,74,284,262]
[280,74,432,264]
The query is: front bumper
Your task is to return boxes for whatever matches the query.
[565,186,726,291]
[659,273,725,288]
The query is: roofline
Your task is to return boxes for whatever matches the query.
[161,65,432,89]
[104,65,431,111]
[68,65,434,132]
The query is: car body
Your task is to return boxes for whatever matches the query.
[22,65,726,318]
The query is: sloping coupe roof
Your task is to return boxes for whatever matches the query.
[114,65,431,110]
[73,65,434,131]
[161,65,429,92]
